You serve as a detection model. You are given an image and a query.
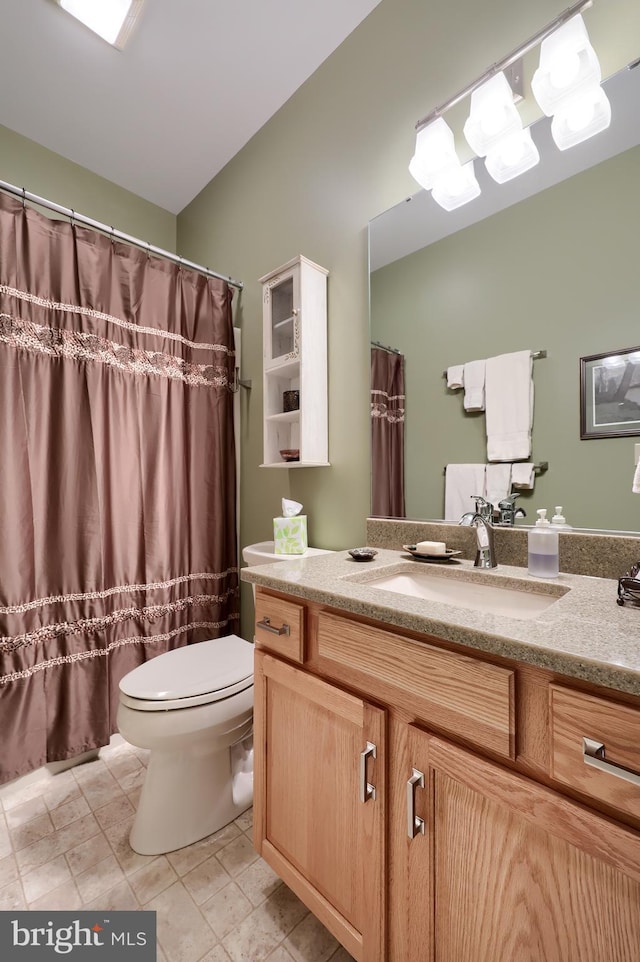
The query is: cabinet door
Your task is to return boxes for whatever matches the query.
[254,651,386,961]
[406,727,640,962]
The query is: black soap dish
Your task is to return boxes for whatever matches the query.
[348,548,378,562]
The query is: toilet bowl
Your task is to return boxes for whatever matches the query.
[117,635,254,856]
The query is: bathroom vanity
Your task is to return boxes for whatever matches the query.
[241,549,640,962]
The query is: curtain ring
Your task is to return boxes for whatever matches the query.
[146,241,151,260]
[110,226,115,246]
[21,187,26,209]
[69,209,75,228]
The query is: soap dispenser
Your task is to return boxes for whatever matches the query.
[551,506,572,531]
[528,509,559,579]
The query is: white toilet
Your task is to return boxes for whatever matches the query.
[117,635,254,856]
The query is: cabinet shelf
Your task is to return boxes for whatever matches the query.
[260,255,328,468]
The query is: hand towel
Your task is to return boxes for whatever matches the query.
[633,460,640,494]
[463,359,486,411]
[485,463,512,508]
[485,351,533,461]
[511,463,536,489]
[447,365,464,390]
[444,464,486,522]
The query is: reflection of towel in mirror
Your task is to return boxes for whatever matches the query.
[485,351,533,461]
[444,464,486,521]
[485,463,512,507]
[463,360,486,411]
[633,460,640,494]
[447,365,464,389]
[512,463,535,489]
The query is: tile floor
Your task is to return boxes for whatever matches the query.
[0,737,354,962]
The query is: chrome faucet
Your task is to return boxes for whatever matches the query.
[496,493,527,527]
[459,497,497,568]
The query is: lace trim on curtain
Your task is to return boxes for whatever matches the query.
[0,617,240,685]
[0,313,230,387]
[0,285,233,355]
[0,570,238,616]
[1,592,239,652]
[371,388,406,423]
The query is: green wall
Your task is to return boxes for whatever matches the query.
[0,124,175,249]
[176,0,640,631]
[371,145,640,531]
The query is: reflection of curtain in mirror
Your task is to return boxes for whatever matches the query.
[371,347,405,517]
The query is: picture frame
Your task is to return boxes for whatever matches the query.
[580,346,640,439]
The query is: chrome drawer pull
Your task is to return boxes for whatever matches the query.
[256,616,290,636]
[583,737,640,787]
[359,741,377,803]
[406,768,425,839]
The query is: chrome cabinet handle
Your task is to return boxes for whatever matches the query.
[256,616,290,637]
[359,741,377,803]
[407,768,425,839]
[583,737,640,786]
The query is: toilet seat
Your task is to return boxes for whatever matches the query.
[119,635,254,712]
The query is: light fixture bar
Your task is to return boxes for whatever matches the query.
[415,0,593,131]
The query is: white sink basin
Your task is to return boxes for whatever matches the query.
[366,569,567,621]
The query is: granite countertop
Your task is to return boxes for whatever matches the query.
[241,548,640,697]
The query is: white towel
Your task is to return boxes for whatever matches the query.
[447,365,464,390]
[485,351,533,461]
[633,460,640,494]
[463,359,486,411]
[485,463,512,507]
[512,463,536,489]
[444,464,486,522]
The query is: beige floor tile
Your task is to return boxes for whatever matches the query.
[236,857,283,907]
[221,900,290,962]
[74,853,125,903]
[16,812,102,875]
[21,854,73,903]
[182,854,231,906]
[261,885,309,942]
[72,758,110,783]
[10,812,55,852]
[5,795,47,830]
[104,815,157,876]
[42,771,82,812]
[0,853,19,889]
[94,794,135,830]
[77,770,125,810]
[128,855,177,904]
[234,809,253,834]
[127,788,142,810]
[201,881,253,940]
[66,831,112,876]
[104,751,143,783]
[200,946,233,962]
[166,823,241,877]
[284,912,340,962]
[0,814,11,859]
[116,768,148,795]
[266,949,297,962]
[327,949,355,961]
[29,878,83,910]
[0,878,26,909]
[149,880,217,962]
[0,772,50,812]
[50,794,91,829]
[215,834,258,879]
[85,878,141,911]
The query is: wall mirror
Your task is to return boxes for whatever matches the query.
[369,59,640,533]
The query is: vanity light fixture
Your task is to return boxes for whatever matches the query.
[55,0,145,49]
[409,0,608,207]
[409,117,481,212]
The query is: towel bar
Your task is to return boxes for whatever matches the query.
[442,349,546,379]
[442,461,548,475]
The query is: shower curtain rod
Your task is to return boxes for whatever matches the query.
[371,340,402,355]
[0,178,244,291]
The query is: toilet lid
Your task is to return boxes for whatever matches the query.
[119,635,254,702]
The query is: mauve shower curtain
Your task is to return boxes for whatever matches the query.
[0,192,238,784]
[371,347,406,518]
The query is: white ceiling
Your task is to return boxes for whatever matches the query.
[0,0,381,214]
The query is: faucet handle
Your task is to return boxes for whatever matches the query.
[472,495,494,520]
[498,493,520,508]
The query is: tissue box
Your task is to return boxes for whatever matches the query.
[274,515,308,554]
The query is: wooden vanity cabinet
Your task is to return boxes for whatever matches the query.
[252,587,640,962]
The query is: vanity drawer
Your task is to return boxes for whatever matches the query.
[316,610,515,759]
[254,589,305,663]
[550,684,640,819]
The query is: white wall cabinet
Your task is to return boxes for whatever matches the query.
[259,255,329,468]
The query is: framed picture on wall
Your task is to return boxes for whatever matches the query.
[580,346,640,439]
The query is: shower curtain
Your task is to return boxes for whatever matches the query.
[0,192,239,784]
[371,347,406,517]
